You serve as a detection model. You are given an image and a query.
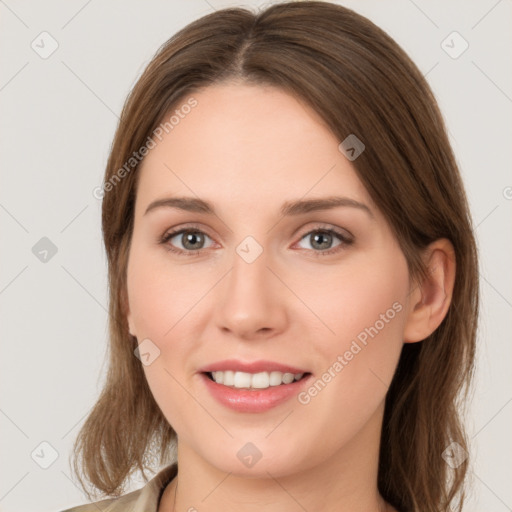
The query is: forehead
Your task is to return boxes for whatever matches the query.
[134,82,373,216]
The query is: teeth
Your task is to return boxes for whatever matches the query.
[210,370,305,389]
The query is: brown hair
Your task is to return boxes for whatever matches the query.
[71,2,479,510]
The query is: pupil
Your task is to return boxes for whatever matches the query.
[184,232,203,249]
[313,232,331,250]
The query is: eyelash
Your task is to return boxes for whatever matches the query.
[159,223,354,258]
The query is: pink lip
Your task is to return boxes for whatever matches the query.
[200,372,312,413]
[198,359,308,374]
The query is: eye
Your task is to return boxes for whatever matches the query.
[159,224,354,257]
[295,227,353,256]
[160,227,215,255]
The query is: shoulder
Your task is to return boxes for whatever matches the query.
[58,488,140,512]
[59,492,136,512]
[59,463,178,512]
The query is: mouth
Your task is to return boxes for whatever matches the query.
[203,370,312,390]
[197,359,313,412]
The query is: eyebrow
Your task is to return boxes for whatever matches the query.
[144,195,374,219]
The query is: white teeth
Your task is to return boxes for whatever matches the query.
[233,371,252,388]
[269,371,283,386]
[251,372,270,389]
[223,370,234,386]
[209,370,305,389]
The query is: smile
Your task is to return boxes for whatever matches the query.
[206,370,307,389]
[200,371,312,413]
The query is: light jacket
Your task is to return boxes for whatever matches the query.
[60,463,177,512]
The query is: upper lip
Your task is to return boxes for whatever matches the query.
[198,359,309,375]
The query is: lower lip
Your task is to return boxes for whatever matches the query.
[200,373,311,413]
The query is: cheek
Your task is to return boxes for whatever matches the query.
[305,249,408,352]
[126,244,208,339]
[127,248,209,428]
[297,254,408,426]
[302,252,409,374]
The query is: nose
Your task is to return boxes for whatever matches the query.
[214,244,288,340]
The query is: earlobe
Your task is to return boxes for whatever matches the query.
[403,239,456,343]
[127,309,136,338]
[128,318,136,338]
[121,287,137,338]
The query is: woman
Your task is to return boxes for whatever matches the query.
[62,1,478,511]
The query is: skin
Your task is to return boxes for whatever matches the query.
[125,82,456,512]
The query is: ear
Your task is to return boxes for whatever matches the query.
[403,238,456,343]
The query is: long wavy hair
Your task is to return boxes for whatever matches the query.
[71,2,479,511]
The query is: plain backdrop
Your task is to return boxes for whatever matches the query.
[0,1,511,511]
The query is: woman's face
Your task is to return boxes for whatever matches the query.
[126,82,415,477]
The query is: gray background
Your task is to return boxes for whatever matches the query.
[0,1,511,511]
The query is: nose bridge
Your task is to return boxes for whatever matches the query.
[215,235,285,337]
[231,238,269,297]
